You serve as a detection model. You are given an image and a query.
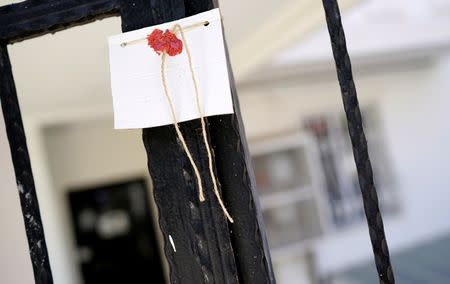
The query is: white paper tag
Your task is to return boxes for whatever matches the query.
[108,8,233,129]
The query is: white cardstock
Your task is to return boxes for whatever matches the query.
[108,9,233,129]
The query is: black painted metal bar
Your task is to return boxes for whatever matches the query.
[321,0,395,283]
[201,1,275,282]
[0,0,275,283]
[138,0,275,282]
[0,0,120,42]
[122,0,240,282]
[0,2,125,283]
[143,121,239,283]
[0,44,53,284]
[208,51,276,284]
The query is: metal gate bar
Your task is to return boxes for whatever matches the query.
[321,0,395,283]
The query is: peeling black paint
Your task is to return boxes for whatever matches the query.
[0,1,275,283]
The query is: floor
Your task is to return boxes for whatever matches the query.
[337,234,450,283]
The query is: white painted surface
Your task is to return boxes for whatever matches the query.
[274,0,450,66]
[314,54,450,275]
[273,253,312,283]
[8,17,122,117]
[238,54,450,276]
[109,9,233,129]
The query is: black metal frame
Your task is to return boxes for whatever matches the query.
[1,0,394,283]
[322,0,394,282]
[0,1,275,283]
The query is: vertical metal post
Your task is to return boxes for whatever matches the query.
[0,45,53,284]
[0,0,275,282]
[321,0,395,282]
[134,0,276,282]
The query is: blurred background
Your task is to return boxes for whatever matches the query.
[1,0,450,283]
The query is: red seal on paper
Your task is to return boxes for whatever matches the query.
[147,29,183,56]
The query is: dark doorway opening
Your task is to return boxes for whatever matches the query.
[68,178,164,284]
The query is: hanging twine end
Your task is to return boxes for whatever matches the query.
[155,22,233,224]
[199,191,206,202]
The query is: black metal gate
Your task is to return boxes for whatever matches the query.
[0,0,393,283]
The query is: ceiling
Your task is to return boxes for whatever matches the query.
[2,0,326,117]
[274,0,450,66]
[7,16,121,117]
[3,0,448,118]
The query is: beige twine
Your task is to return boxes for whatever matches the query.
[159,23,233,223]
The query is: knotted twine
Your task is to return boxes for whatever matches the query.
[149,23,233,223]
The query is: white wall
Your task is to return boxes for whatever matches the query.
[41,117,151,259]
[43,118,146,190]
[2,22,450,282]
[0,112,167,284]
[32,117,157,284]
[314,56,450,275]
[237,53,450,276]
[0,108,35,284]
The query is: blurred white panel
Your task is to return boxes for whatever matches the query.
[274,0,450,66]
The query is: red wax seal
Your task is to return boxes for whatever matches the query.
[147,29,183,56]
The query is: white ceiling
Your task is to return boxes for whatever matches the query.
[274,0,450,67]
[3,0,309,116]
[8,17,122,116]
[3,0,449,117]
[220,0,289,46]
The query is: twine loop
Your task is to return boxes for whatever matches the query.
[159,23,233,223]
